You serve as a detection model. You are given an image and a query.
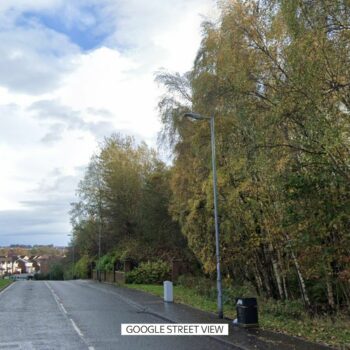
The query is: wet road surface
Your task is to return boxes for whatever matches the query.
[0,280,236,350]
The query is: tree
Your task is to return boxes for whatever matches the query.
[156,0,350,310]
[70,133,194,267]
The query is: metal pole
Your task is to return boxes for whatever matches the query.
[98,224,101,282]
[210,116,223,319]
[97,167,103,283]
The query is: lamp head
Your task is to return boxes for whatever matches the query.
[184,112,210,120]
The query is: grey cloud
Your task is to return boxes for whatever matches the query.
[0,207,70,246]
[0,210,51,229]
[31,169,80,199]
[30,100,83,126]
[35,174,79,195]
[48,168,63,177]
[41,123,66,144]
[86,107,114,118]
[20,199,69,215]
[0,171,80,245]
[0,205,71,245]
[88,121,114,139]
[30,99,116,141]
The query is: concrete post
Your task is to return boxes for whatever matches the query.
[164,281,173,302]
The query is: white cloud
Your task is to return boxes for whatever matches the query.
[0,24,79,94]
[0,0,217,246]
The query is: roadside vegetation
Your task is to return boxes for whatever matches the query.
[68,0,350,347]
[124,278,350,348]
[0,279,12,291]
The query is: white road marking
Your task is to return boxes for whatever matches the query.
[70,318,84,337]
[45,282,67,314]
[60,303,68,314]
[0,341,35,349]
[45,281,95,350]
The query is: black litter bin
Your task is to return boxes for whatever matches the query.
[236,297,258,327]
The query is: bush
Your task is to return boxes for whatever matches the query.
[49,263,64,280]
[97,254,116,272]
[34,262,64,280]
[34,273,49,280]
[74,255,89,279]
[125,260,170,284]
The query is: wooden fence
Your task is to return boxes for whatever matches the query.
[92,270,125,283]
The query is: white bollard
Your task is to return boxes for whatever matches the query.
[163,280,173,302]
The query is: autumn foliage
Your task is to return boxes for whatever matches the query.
[156,0,350,310]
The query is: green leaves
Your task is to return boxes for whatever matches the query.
[70,133,191,267]
[125,261,171,284]
[157,0,350,309]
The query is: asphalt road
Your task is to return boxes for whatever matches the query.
[0,280,235,350]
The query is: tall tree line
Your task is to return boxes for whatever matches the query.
[157,0,350,310]
[70,134,192,266]
[70,0,350,311]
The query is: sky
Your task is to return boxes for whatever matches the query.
[0,0,216,247]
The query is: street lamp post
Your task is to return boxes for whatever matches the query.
[98,222,102,282]
[184,112,223,319]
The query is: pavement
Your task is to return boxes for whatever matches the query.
[99,280,334,350]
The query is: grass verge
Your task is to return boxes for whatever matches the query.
[0,279,12,292]
[124,283,350,348]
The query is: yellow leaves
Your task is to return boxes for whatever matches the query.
[276,156,289,172]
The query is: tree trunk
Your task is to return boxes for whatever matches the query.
[257,249,274,298]
[278,250,289,300]
[269,242,284,299]
[291,248,310,308]
[253,264,264,295]
[339,282,350,310]
[325,268,335,310]
[284,233,310,307]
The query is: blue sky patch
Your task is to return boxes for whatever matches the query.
[18,5,114,51]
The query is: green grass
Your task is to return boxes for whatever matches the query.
[124,283,350,348]
[0,279,12,291]
[260,307,350,347]
[126,284,219,314]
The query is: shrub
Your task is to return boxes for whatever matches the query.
[97,254,116,272]
[49,263,64,280]
[34,273,49,280]
[125,260,170,284]
[73,255,89,279]
[34,263,64,280]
